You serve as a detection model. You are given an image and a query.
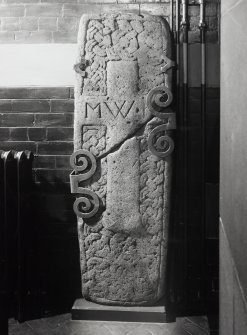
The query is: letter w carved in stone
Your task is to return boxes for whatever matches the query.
[103,101,134,118]
[85,102,101,118]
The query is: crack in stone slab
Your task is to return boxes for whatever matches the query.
[96,115,154,161]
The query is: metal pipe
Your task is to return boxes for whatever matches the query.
[170,0,174,34]
[176,0,180,89]
[181,0,189,86]
[15,151,25,322]
[15,151,34,322]
[173,0,184,309]
[2,151,12,335]
[199,0,207,309]
[181,0,189,308]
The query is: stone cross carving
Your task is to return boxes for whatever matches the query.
[70,12,175,306]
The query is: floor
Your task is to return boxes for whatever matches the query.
[9,314,211,335]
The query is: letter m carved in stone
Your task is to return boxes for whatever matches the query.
[85,102,101,118]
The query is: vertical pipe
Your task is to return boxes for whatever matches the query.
[174,0,181,309]
[175,0,190,310]
[16,151,23,322]
[15,151,30,322]
[2,151,12,335]
[199,0,206,309]
[170,0,174,34]
[176,0,180,90]
[181,0,189,309]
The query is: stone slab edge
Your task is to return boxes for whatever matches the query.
[72,298,168,323]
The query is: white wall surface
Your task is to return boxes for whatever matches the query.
[0,44,77,87]
[0,43,219,87]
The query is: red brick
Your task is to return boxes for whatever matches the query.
[39,17,57,31]
[41,0,75,2]
[188,30,200,43]
[14,31,52,43]
[37,142,73,155]
[0,114,34,127]
[63,4,139,17]
[0,31,14,42]
[14,31,30,42]
[20,17,38,31]
[12,99,50,112]
[207,17,218,31]
[0,87,70,99]
[47,128,73,141]
[188,6,200,17]
[34,87,70,99]
[0,141,36,152]
[70,88,74,99]
[35,169,71,183]
[0,5,24,17]
[9,127,28,141]
[206,3,217,17]
[55,155,70,169]
[0,128,10,141]
[52,31,76,43]
[206,31,218,43]
[28,127,47,141]
[0,88,30,99]
[50,100,74,113]
[25,4,63,17]
[30,31,53,42]
[189,16,199,31]
[63,4,99,16]
[1,17,20,31]
[57,17,79,32]
[33,155,56,169]
[6,0,39,3]
[103,3,139,13]
[35,181,71,193]
[78,0,116,3]
[35,114,73,127]
[0,100,12,111]
[136,0,160,3]
[140,3,170,16]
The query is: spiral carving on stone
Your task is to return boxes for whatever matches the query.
[148,124,174,158]
[70,149,100,221]
[146,85,173,119]
[73,189,100,219]
[70,149,97,181]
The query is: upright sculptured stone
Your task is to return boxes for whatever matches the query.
[70,12,176,306]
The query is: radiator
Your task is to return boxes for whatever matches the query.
[0,150,34,325]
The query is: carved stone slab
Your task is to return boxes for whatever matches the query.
[71,12,175,306]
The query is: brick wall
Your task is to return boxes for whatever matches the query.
[0,87,80,313]
[0,0,219,43]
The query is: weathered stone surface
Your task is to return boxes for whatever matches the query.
[103,137,142,233]
[72,12,174,306]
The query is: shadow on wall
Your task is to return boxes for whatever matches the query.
[32,176,81,318]
[9,175,81,321]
